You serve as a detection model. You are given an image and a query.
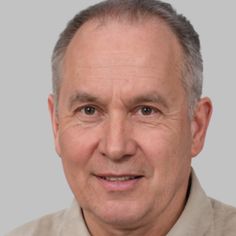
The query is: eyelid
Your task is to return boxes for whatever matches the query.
[133,104,161,113]
[75,103,108,120]
[74,103,98,111]
[73,103,161,116]
[72,105,104,124]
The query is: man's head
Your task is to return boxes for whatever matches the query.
[48,0,212,234]
[52,0,203,115]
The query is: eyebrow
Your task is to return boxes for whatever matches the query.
[68,91,103,110]
[128,93,169,109]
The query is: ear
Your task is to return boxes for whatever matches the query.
[48,94,61,156]
[191,97,213,157]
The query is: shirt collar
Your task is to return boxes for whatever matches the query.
[60,200,90,236]
[167,169,213,235]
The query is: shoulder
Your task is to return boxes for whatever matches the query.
[6,200,89,236]
[6,209,66,236]
[209,198,236,235]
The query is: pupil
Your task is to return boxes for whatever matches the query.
[85,107,95,115]
[142,107,152,115]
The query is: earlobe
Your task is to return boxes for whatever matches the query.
[48,94,61,156]
[191,97,213,157]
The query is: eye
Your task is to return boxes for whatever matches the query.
[140,106,154,115]
[74,105,101,121]
[81,106,96,115]
[138,106,159,116]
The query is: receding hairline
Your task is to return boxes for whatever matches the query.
[52,0,203,116]
[61,12,185,62]
[65,15,184,59]
[57,16,186,112]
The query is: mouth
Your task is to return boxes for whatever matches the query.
[98,175,142,182]
[94,174,144,191]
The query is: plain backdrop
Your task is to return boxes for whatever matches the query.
[1,0,235,234]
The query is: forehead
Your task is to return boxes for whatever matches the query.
[63,18,183,72]
[59,18,185,106]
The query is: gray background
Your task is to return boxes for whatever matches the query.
[1,1,235,234]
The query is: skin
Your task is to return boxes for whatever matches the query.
[48,19,212,236]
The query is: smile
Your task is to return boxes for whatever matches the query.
[95,174,144,191]
[99,176,141,182]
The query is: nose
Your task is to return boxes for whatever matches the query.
[98,115,137,161]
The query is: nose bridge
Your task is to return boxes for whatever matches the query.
[100,112,136,160]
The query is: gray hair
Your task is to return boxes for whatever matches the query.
[52,0,203,114]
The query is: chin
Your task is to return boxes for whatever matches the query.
[85,199,151,228]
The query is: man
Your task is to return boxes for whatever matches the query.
[7,0,236,235]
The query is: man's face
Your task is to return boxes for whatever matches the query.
[49,19,210,230]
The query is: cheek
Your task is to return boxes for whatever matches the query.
[137,126,192,202]
[58,126,99,196]
[58,129,89,186]
[58,125,98,163]
[136,123,192,174]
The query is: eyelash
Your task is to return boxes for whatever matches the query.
[75,105,100,115]
[74,105,161,119]
[135,105,160,116]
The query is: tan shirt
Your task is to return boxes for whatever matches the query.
[6,170,236,236]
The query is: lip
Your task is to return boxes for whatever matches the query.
[94,174,144,192]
